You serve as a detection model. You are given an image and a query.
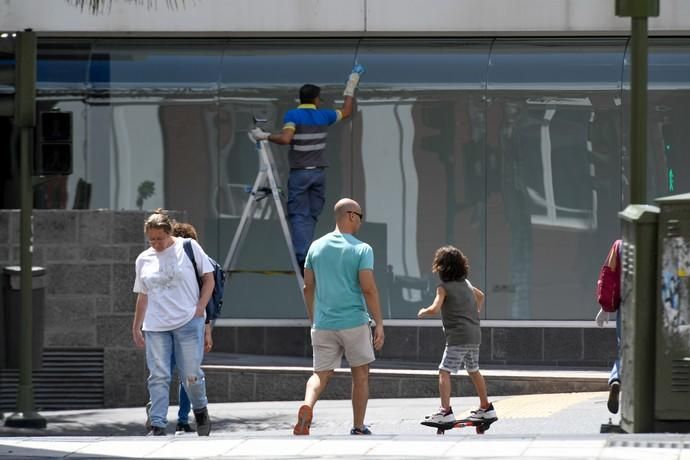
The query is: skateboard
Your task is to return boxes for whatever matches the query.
[421,417,498,435]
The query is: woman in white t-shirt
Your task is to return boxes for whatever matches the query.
[131,209,214,436]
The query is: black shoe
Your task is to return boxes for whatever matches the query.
[176,422,195,433]
[147,426,166,436]
[194,407,211,436]
[607,381,620,414]
[145,401,152,431]
[350,425,372,435]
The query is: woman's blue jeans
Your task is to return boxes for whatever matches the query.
[145,316,207,428]
[287,168,326,265]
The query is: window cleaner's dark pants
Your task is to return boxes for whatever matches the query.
[287,168,326,265]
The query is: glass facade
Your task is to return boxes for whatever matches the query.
[4,37,690,321]
[486,39,626,319]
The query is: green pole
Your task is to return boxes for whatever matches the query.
[630,17,648,204]
[615,0,659,434]
[4,29,46,429]
[615,0,659,204]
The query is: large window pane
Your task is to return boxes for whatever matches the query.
[622,38,690,203]
[27,38,690,323]
[83,42,222,235]
[355,39,490,319]
[216,40,358,319]
[486,39,626,319]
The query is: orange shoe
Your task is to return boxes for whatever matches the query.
[293,404,312,435]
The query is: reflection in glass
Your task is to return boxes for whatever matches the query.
[25,38,690,321]
[356,39,490,318]
[623,38,690,203]
[487,39,626,319]
[215,40,357,319]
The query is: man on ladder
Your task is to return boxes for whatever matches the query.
[250,64,365,275]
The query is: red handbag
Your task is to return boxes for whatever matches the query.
[596,240,622,312]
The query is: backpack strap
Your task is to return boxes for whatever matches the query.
[606,239,621,271]
[182,239,202,286]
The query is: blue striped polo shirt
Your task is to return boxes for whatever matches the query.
[282,104,342,170]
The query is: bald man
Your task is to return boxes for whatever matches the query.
[293,198,385,436]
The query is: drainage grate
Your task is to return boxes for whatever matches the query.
[0,348,104,411]
[607,439,683,449]
[671,359,690,392]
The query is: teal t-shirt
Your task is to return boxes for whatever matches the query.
[305,231,374,330]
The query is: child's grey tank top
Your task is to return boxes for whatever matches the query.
[440,279,481,346]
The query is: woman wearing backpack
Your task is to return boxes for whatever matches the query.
[595,239,622,414]
[143,222,214,434]
[131,209,214,436]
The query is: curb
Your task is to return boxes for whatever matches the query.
[202,365,609,402]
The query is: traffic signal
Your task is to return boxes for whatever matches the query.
[661,122,677,192]
[35,111,72,175]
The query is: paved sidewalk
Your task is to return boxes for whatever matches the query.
[2,433,689,459]
[1,394,688,459]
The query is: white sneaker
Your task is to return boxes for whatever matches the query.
[425,407,455,424]
[467,403,497,421]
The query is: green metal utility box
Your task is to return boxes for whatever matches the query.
[619,204,659,433]
[654,193,690,432]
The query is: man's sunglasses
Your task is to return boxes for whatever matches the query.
[347,211,363,220]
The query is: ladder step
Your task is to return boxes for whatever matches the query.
[223,138,304,300]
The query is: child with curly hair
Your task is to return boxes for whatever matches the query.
[418,245,497,424]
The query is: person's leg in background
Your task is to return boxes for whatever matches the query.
[607,310,621,414]
[169,350,193,432]
[177,384,193,432]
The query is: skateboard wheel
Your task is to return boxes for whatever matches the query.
[437,428,445,435]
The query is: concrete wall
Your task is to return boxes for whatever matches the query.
[0,209,184,408]
[213,325,617,368]
[0,210,615,408]
[1,0,688,36]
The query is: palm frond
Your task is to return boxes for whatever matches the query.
[66,0,184,14]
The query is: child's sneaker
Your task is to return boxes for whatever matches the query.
[350,425,372,435]
[468,403,497,421]
[424,407,455,424]
[293,404,312,435]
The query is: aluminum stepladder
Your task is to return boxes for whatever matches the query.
[222,122,305,301]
